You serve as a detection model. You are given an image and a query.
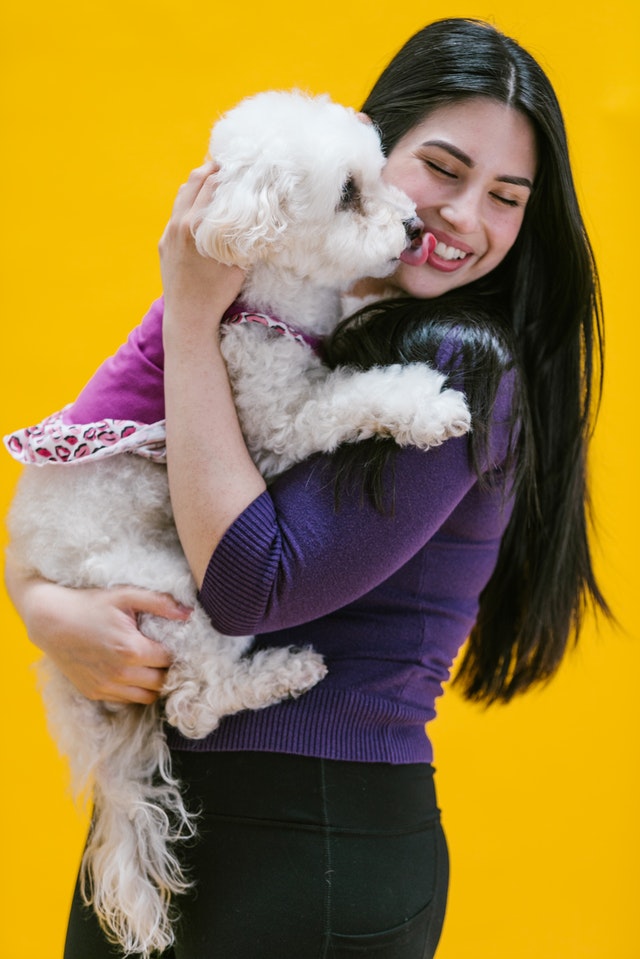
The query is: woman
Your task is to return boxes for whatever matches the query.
[4,18,607,959]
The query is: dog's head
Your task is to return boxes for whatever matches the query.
[194,91,418,287]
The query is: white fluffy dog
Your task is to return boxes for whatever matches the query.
[6,91,470,956]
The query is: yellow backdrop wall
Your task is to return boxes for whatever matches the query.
[1,2,638,957]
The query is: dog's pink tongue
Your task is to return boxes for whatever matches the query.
[399,232,436,267]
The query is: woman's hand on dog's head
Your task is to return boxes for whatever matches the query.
[159,162,245,333]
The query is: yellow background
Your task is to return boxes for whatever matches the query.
[1,2,638,957]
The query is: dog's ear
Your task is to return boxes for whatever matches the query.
[194,161,292,268]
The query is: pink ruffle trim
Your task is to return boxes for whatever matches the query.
[3,408,168,466]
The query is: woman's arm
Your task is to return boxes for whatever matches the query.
[160,163,267,585]
[4,555,191,704]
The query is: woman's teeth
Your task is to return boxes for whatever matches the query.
[434,241,467,261]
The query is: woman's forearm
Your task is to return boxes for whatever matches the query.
[4,556,56,653]
[160,163,266,587]
[163,307,266,586]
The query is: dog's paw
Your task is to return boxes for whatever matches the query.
[440,387,472,436]
[403,386,471,448]
[164,683,223,739]
[172,705,222,740]
[278,647,328,698]
[235,645,327,710]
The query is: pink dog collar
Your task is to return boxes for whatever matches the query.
[222,302,324,356]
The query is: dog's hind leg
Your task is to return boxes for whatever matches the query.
[162,610,327,739]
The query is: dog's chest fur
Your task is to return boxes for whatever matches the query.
[221,321,328,475]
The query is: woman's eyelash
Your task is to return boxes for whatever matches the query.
[425,160,457,178]
[491,193,520,207]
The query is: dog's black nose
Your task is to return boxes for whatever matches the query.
[403,216,425,248]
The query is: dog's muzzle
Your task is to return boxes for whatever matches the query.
[403,216,425,249]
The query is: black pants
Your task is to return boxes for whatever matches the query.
[64,751,448,958]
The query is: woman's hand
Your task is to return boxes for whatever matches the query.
[159,161,245,331]
[5,561,191,704]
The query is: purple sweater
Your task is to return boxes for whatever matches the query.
[69,299,516,764]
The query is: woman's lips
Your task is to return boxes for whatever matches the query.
[427,247,470,273]
[426,232,475,273]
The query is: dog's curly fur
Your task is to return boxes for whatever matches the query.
[6,91,470,956]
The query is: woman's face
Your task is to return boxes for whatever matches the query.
[370,97,538,300]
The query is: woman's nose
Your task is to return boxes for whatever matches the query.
[439,190,482,234]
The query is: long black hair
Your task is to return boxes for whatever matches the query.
[325,18,608,703]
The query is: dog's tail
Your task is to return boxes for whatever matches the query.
[79,700,197,957]
[39,661,197,958]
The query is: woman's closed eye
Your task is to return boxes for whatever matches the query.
[490,192,521,207]
[424,159,458,178]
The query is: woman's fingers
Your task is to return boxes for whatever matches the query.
[169,161,219,232]
[112,585,192,624]
[98,665,169,705]
[159,161,245,321]
[160,162,215,255]
[173,161,217,214]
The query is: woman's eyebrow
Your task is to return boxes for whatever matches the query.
[422,139,474,166]
[496,174,533,190]
[422,139,533,190]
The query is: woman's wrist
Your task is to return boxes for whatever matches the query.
[5,560,51,652]
[162,299,226,352]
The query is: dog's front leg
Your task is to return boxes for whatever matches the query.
[250,362,471,476]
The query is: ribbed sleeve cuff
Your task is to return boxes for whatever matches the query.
[198,490,281,634]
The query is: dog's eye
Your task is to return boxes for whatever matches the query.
[338,175,361,211]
